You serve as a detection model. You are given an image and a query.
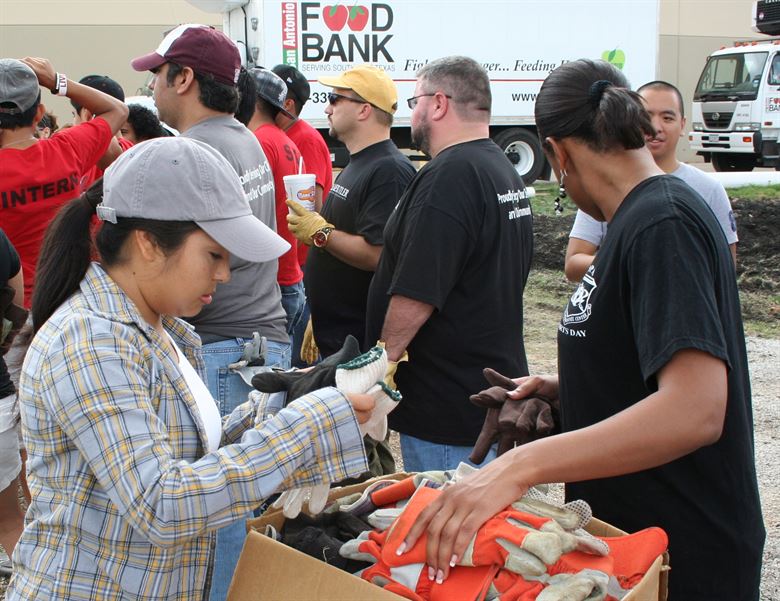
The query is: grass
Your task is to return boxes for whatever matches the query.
[528,183,563,217]
[727,184,780,201]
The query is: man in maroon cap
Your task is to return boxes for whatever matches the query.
[132,24,289,601]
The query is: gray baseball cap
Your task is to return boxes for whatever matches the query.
[100,137,290,263]
[0,59,40,114]
[249,68,294,120]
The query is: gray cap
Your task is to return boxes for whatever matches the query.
[100,137,290,263]
[249,68,294,120]
[0,59,40,114]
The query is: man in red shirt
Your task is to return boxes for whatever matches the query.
[0,57,127,307]
[241,68,306,338]
[272,64,333,365]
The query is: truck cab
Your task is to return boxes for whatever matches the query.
[689,40,780,171]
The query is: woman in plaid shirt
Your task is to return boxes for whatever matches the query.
[7,138,373,600]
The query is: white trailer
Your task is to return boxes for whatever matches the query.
[189,0,659,182]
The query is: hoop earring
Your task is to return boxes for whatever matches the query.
[554,170,567,215]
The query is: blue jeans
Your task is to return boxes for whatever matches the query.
[203,337,290,601]
[280,281,306,337]
[399,433,498,472]
[291,300,315,368]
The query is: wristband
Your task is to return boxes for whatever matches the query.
[50,72,68,96]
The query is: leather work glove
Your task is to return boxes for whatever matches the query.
[286,199,334,246]
[251,335,361,403]
[375,340,408,390]
[470,368,560,464]
[300,317,319,365]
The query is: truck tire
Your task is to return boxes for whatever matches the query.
[493,128,546,184]
[711,153,756,172]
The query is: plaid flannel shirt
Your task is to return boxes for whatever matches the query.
[8,263,368,600]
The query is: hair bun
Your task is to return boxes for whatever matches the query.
[588,79,613,107]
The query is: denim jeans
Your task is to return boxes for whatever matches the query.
[290,300,314,368]
[203,337,291,601]
[280,281,306,337]
[399,433,498,472]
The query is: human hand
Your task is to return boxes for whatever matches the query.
[346,392,375,425]
[507,374,560,402]
[398,451,531,582]
[286,199,333,245]
[20,57,56,90]
[375,341,407,390]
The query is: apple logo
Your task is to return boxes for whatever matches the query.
[601,48,625,70]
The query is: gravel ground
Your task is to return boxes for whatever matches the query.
[1,336,778,599]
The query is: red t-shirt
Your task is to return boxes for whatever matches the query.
[253,124,304,286]
[0,118,113,307]
[285,119,333,267]
[81,135,135,189]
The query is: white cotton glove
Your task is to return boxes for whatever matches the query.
[335,346,401,441]
[273,483,331,519]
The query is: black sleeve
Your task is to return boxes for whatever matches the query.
[355,162,414,246]
[627,216,730,384]
[387,179,476,310]
[0,229,21,284]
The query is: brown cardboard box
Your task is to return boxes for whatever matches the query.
[227,475,669,601]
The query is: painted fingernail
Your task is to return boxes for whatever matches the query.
[449,554,458,567]
[436,570,444,584]
[428,567,435,581]
[395,541,406,555]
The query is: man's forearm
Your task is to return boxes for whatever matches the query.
[325,230,382,271]
[380,295,434,361]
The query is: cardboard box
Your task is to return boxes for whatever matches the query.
[227,475,669,601]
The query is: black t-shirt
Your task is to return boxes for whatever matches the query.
[0,229,21,397]
[559,176,764,600]
[305,139,415,357]
[366,139,534,445]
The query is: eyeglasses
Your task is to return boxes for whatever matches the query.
[327,92,367,106]
[406,93,451,109]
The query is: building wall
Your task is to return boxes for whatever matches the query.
[0,1,220,125]
[0,0,766,160]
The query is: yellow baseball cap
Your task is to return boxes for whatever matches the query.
[319,66,397,114]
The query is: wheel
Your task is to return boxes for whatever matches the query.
[493,128,546,184]
[711,153,756,172]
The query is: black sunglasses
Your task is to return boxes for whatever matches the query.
[327,92,367,106]
[407,92,452,109]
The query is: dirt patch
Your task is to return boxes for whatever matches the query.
[533,197,780,293]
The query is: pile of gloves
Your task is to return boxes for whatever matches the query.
[265,466,668,601]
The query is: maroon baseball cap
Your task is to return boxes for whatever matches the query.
[131,24,241,86]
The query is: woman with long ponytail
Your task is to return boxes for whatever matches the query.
[8,137,376,600]
[401,59,763,600]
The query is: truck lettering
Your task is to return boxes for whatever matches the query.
[302,33,393,62]
[371,4,393,31]
[299,2,394,63]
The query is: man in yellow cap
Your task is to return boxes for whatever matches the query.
[286,65,415,477]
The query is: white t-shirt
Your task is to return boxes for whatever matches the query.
[569,164,738,246]
[168,336,222,453]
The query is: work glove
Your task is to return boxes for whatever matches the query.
[300,317,319,365]
[375,340,408,390]
[251,335,362,402]
[273,483,331,520]
[286,199,334,246]
[469,368,560,464]
[335,345,402,441]
[342,528,498,601]
[535,570,609,601]
[0,284,28,356]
